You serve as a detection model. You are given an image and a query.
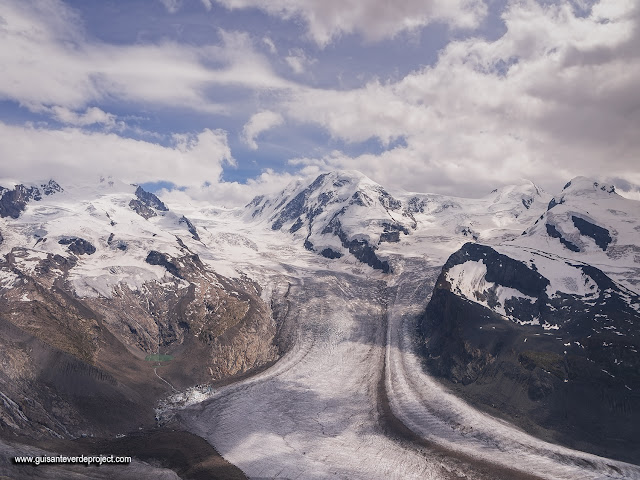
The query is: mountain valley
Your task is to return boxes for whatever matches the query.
[0,171,639,479]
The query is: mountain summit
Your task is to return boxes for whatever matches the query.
[247,171,413,272]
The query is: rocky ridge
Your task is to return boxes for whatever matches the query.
[0,178,278,442]
[419,177,640,462]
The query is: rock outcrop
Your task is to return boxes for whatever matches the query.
[420,242,640,462]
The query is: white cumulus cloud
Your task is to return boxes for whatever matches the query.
[0,122,234,188]
[241,111,285,150]
[283,0,640,195]
[48,106,120,128]
[262,36,277,54]
[285,48,315,74]
[0,1,293,115]
[158,0,181,14]
[213,0,487,47]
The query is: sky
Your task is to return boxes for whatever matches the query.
[0,0,639,205]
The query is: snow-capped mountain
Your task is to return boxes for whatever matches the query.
[2,171,638,478]
[516,176,640,292]
[0,179,63,219]
[420,176,640,461]
[246,170,414,272]
[247,170,551,271]
[0,177,277,440]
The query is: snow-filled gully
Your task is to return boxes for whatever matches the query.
[180,261,640,480]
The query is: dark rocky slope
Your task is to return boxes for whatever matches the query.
[419,242,640,463]
[0,180,63,219]
[0,243,278,445]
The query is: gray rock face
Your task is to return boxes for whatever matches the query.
[379,222,409,243]
[58,237,96,255]
[545,223,580,251]
[179,215,200,241]
[107,232,127,250]
[420,242,640,463]
[341,236,390,273]
[134,186,168,211]
[40,179,63,196]
[0,244,278,444]
[128,199,157,219]
[320,247,342,259]
[321,215,391,272]
[145,250,183,278]
[0,180,63,219]
[269,173,330,231]
[547,196,564,211]
[129,186,169,219]
[571,215,611,250]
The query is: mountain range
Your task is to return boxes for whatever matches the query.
[420,177,640,461]
[1,170,639,477]
[0,177,278,443]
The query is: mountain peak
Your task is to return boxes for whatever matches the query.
[518,175,639,266]
[245,170,406,272]
[304,170,380,192]
[545,176,618,212]
[487,180,545,198]
[482,180,549,214]
[561,176,616,196]
[0,179,64,219]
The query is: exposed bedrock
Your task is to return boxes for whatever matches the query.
[419,242,640,463]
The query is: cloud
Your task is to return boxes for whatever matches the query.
[1,0,638,202]
[241,111,285,149]
[0,121,233,188]
[213,0,488,46]
[48,106,120,128]
[285,48,315,74]
[283,0,640,196]
[0,119,305,208]
[262,36,277,54]
[201,0,213,11]
[158,168,308,207]
[158,0,181,14]
[607,177,640,201]
[0,1,293,115]
[285,81,412,145]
